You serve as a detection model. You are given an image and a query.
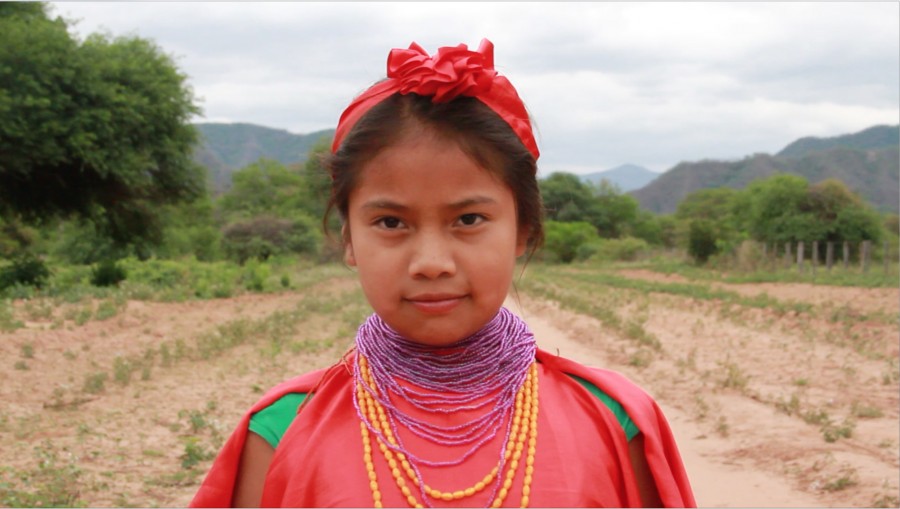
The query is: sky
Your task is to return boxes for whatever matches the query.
[50,2,899,176]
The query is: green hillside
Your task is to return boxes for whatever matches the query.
[192,123,335,192]
[630,125,899,214]
[777,125,899,158]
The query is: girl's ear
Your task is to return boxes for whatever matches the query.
[342,224,357,267]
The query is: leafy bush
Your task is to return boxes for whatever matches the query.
[542,221,599,263]
[0,253,50,290]
[582,237,650,262]
[222,214,321,264]
[90,260,127,287]
[241,260,270,292]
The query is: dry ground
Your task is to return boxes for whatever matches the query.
[0,266,897,507]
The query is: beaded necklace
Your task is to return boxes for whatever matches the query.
[353,308,539,508]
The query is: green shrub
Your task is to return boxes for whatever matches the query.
[587,237,650,262]
[90,260,127,287]
[0,254,50,290]
[543,221,599,263]
[221,214,321,264]
[688,219,719,264]
[119,258,185,287]
[241,260,270,292]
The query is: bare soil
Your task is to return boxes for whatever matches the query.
[0,270,897,507]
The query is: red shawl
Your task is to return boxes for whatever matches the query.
[191,349,695,507]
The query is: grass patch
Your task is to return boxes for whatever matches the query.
[822,467,859,492]
[179,437,215,470]
[0,299,23,331]
[82,372,108,395]
[821,417,855,443]
[0,441,85,508]
[637,257,898,288]
[112,357,135,386]
[528,264,814,318]
[717,359,749,390]
[851,401,884,419]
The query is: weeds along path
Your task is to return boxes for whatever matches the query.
[517,265,899,507]
[0,269,366,507]
[617,268,898,316]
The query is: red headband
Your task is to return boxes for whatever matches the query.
[331,38,540,160]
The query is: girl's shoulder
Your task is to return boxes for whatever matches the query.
[248,367,333,415]
[535,349,661,428]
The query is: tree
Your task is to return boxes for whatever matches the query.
[741,174,814,243]
[676,187,743,251]
[298,137,335,224]
[675,188,739,223]
[590,179,639,239]
[0,3,205,251]
[739,173,883,247]
[539,173,641,239]
[218,159,308,220]
[539,172,600,224]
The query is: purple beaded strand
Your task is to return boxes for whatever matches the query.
[352,306,536,507]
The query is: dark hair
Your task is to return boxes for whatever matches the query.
[324,93,544,257]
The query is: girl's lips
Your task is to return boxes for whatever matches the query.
[406,295,465,314]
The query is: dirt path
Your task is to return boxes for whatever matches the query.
[506,296,825,507]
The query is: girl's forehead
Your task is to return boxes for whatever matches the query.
[350,137,510,203]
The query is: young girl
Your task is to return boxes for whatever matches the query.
[191,39,695,508]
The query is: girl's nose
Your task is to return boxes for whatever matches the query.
[409,230,457,279]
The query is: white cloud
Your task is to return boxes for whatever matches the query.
[49,1,899,174]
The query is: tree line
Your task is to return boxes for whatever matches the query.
[538,170,893,265]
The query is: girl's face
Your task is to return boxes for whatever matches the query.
[344,129,527,346]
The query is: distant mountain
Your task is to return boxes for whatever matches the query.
[630,125,899,214]
[580,164,659,192]
[192,123,335,192]
[777,125,899,158]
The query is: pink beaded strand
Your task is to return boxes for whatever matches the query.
[352,307,536,507]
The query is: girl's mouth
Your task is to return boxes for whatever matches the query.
[405,294,465,314]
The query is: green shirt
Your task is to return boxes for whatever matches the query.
[248,375,639,449]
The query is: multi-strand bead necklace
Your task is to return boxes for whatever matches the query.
[353,308,539,508]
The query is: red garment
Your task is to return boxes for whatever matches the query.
[191,349,695,508]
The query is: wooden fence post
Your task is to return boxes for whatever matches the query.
[826,241,834,271]
[861,240,871,273]
[797,241,805,272]
[812,240,818,276]
[784,242,792,270]
[843,241,850,269]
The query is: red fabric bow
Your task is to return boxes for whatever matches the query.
[332,39,539,161]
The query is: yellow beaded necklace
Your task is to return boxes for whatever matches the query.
[356,355,539,508]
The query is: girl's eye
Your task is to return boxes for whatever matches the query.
[458,213,484,226]
[377,217,403,229]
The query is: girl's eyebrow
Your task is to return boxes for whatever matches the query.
[361,196,498,211]
[449,196,498,210]
[361,199,408,211]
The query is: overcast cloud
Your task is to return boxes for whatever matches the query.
[51,2,899,175]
